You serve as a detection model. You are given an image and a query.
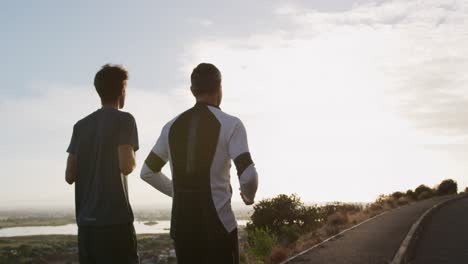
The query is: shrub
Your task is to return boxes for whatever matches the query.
[417,190,433,200]
[368,202,383,212]
[436,179,458,196]
[248,227,277,261]
[405,189,416,200]
[327,212,349,226]
[383,196,398,208]
[325,224,340,236]
[270,246,289,264]
[321,202,362,217]
[465,187,468,193]
[298,205,324,232]
[397,196,411,206]
[278,225,302,245]
[415,185,433,199]
[391,192,404,200]
[247,194,324,236]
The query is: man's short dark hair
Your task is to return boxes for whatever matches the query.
[94,64,128,102]
[191,63,222,96]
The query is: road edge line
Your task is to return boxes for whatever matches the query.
[390,194,468,264]
[280,210,389,264]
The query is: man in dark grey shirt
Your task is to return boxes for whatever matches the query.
[66,64,139,264]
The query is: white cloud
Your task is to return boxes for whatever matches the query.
[0,84,194,208]
[200,19,214,27]
[181,0,468,201]
[2,0,468,207]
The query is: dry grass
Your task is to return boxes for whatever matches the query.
[242,193,426,263]
[270,246,289,264]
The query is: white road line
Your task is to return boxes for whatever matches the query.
[390,194,467,264]
[280,210,389,264]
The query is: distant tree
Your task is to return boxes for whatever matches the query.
[414,185,433,200]
[436,179,458,196]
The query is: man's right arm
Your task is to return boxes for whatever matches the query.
[118,145,136,176]
[118,114,139,176]
[66,125,78,185]
[65,154,77,184]
[140,125,173,197]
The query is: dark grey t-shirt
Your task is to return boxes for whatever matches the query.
[67,108,139,226]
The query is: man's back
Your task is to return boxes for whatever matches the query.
[168,103,244,238]
[140,63,258,264]
[145,103,257,240]
[68,108,138,226]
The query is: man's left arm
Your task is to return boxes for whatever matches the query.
[229,120,259,205]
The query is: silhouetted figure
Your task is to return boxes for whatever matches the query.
[141,63,258,264]
[66,64,139,264]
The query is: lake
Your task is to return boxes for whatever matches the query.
[0,220,249,237]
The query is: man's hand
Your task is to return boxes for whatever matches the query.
[241,192,254,205]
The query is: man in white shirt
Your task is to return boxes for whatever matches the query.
[141,63,258,264]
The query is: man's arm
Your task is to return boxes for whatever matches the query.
[118,114,139,176]
[66,124,78,185]
[140,125,173,197]
[65,154,77,185]
[119,145,136,176]
[229,120,258,205]
[141,153,173,197]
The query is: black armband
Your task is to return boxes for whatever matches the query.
[145,152,166,172]
[234,152,254,177]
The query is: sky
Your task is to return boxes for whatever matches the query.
[1,0,468,209]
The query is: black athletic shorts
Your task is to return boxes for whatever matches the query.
[174,228,239,264]
[78,223,139,264]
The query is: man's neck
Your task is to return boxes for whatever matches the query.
[101,102,119,109]
[196,97,219,108]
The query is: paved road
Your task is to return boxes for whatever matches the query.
[412,196,468,264]
[288,196,454,264]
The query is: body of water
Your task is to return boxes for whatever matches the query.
[0,220,249,237]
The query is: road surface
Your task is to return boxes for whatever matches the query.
[412,195,468,264]
[288,196,454,264]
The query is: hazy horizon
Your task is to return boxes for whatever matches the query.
[2,0,468,209]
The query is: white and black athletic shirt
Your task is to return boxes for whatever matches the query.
[141,103,258,239]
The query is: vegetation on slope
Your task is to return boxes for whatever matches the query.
[242,178,459,264]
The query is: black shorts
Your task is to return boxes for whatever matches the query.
[174,228,239,264]
[78,223,139,264]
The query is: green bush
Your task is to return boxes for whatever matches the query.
[297,205,324,232]
[248,227,277,261]
[415,185,433,200]
[391,192,404,200]
[246,194,324,236]
[405,189,416,200]
[278,225,302,245]
[436,179,458,195]
[417,190,433,200]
